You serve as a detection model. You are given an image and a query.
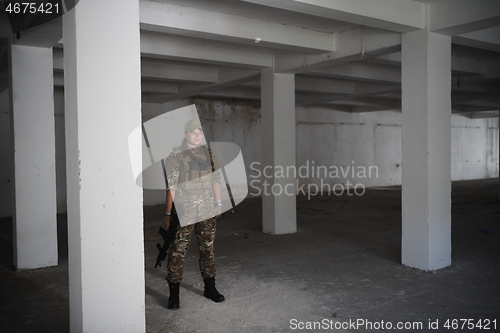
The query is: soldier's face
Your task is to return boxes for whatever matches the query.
[184,128,203,147]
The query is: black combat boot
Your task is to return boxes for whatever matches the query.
[203,277,225,303]
[168,282,180,309]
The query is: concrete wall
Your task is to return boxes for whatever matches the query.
[451,116,499,180]
[0,94,498,216]
[296,108,403,189]
[141,99,499,206]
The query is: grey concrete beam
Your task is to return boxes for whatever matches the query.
[430,0,500,36]
[370,52,487,76]
[242,75,356,95]
[141,92,175,104]
[309,62,401,84]
[53,71,64,87]
[200,86,261,100]
[467,110,499,118]
[453,27,500,53]
[452,91,499,104]
[140,32,272,69]
[453,104,499,113]
[161,68,260,102]
[141,80,178,94]
[241,0,425,33]
[296,82,400,106]
[13,17,62,48]
[141,58,217,83]
[274,27,401,74]
[458,59,500,83]
[350,105,400,113]
[139,0,335,53]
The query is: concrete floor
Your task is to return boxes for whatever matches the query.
[1,178,499,332]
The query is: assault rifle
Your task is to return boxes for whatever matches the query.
[154,215,178,268]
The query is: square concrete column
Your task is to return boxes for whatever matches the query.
[9,44,58,269]
[401,30,452,271]
[63,0,144,332]
[260,68,296,234]
[0,89,12,218]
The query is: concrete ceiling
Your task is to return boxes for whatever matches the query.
[5,0,500,118]
[134,0,500,118]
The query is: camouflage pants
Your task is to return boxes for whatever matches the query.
[166,217,217,283]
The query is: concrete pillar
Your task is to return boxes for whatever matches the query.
[63,0,144,332]
[401,30,452,271]
[260,68,296,234]
[9,44,58,269]
[0,88,13,218]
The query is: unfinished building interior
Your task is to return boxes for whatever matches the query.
[0,0,499,332]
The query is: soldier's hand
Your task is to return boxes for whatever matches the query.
[163,214,172,230]
[213,206,222,219]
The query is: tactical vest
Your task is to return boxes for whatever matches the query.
[173,145,214,191]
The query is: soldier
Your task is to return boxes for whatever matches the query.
[162,119,225,309]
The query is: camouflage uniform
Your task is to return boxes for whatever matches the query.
[164,144,221,284]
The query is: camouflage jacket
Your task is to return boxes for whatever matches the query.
[164,145,221,191]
